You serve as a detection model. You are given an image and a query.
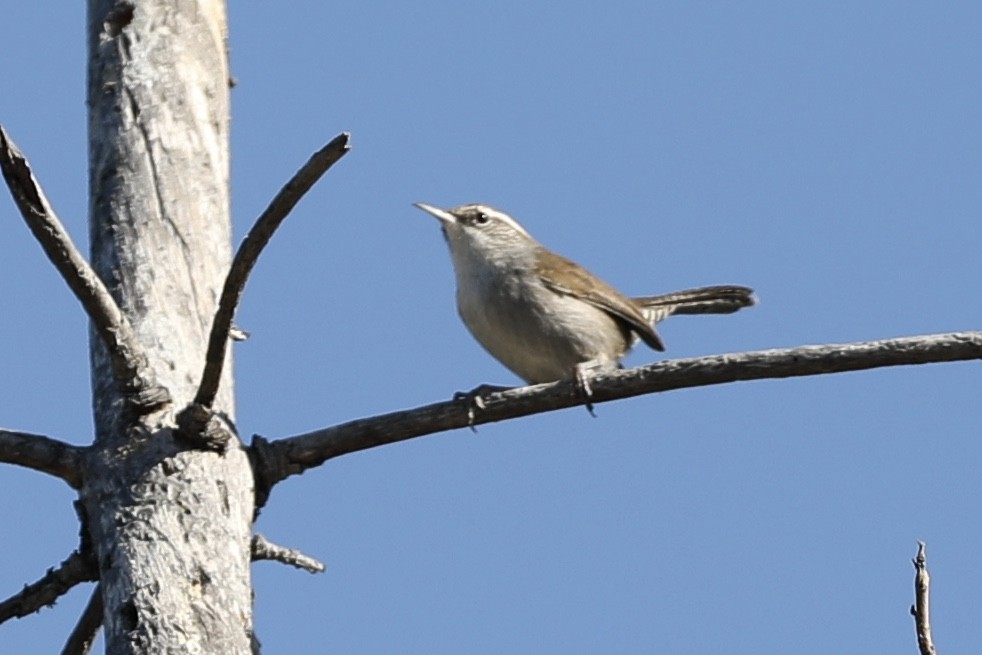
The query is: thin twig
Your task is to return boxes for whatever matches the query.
[0,551,98,624]
[0,126,169,414]
[194,133,351,409]
[0,429,85,488]
[251,534,325,574]
[60,584,102,655]
[253,331,982,489]
[911,541,939,655]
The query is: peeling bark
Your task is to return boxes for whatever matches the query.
[83,1,254,652]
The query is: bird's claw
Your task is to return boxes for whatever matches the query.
[574,365,597,417]
[453,384,511,431]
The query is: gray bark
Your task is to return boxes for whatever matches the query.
[82,1,254,653]
[2,1,977,652]
[254,330,982,487]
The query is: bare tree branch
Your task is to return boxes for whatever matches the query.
[0,126,170,414]
[176,403,236,452]
[0,551,97,624]
[253,331,982,489]
[0,429,85,488]
[194,133,352,409]
[251,534,325,574]
[61,585,102,655]
[910,541,939,655]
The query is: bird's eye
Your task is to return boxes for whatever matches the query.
[474,212,490,225]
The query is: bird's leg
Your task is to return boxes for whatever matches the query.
[453,383,514,431]
[573,360,620,417]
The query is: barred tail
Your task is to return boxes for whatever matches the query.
[633,285,756,324]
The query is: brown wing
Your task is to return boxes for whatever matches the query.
[536,249,665,351]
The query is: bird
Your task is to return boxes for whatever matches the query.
[414,202,755,409]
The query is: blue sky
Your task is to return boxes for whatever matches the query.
[2,2,981,652]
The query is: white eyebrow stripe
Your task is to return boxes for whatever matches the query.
[496,215,531,238]
[451,204,535,240]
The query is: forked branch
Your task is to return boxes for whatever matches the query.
[0,551,97,624]
[252,331,982,490]
[0,126,169,414]
[0,429,85,488]
[194,132,352,409]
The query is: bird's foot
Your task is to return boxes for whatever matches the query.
[573,360,619,417]
[453,384,513,431]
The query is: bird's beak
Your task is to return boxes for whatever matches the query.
[413,202,457,226]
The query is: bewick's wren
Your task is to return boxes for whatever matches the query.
[415,202,755,395]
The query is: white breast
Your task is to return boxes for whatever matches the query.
[452,246,629,383]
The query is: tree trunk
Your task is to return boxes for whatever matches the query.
[82,1,254,652]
